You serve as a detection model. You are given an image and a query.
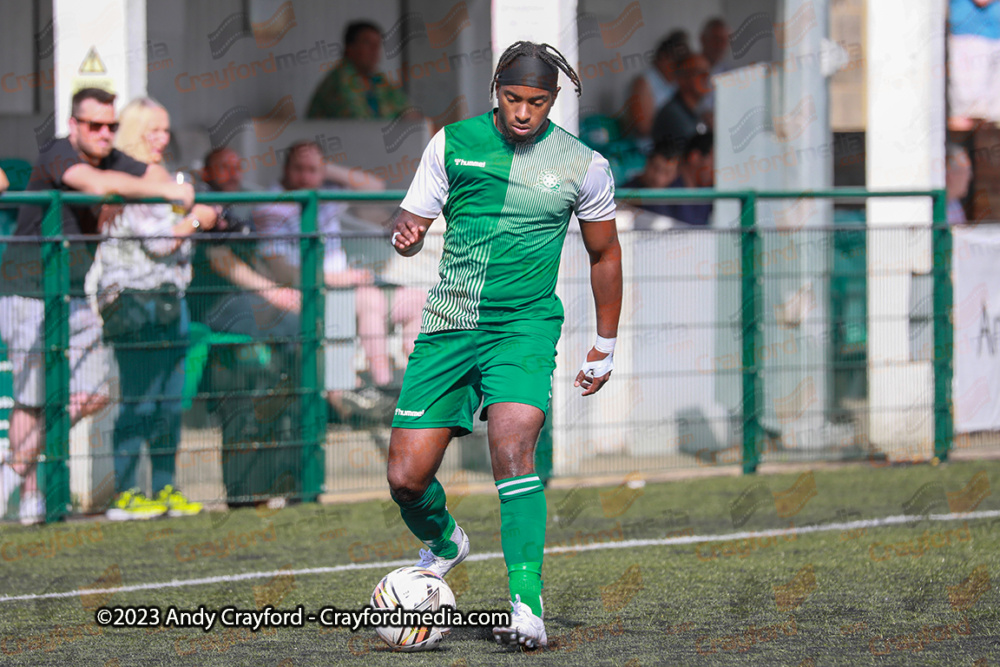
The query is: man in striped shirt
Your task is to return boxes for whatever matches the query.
[385,41,623,649]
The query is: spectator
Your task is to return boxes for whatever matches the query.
[192,146,300,331]
[0,167,8,193]
[191,146,304,508]
[202,146,248,197]
[948,0,1000,131]
[95,97,218,520]
[700,17,732,70]
[946,143,973,223]
[254,141,420,419]
[697,17,733,117]
[0,87,193,524]
[624,31,690,142]
[622,140,682,220]
[661,131,715,227]
[652,55,712,154]
[307,21,414,120]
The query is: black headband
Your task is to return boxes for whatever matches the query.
[496,55,559,92]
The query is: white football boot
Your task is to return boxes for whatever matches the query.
[493,594,548,649]
[414,523,470,578]
[19,491,45,526]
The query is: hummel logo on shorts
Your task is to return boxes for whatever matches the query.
[395,408,426,417]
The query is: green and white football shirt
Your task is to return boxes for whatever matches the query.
[400,111,616,340]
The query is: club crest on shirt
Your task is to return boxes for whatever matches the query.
[534,169,562,193]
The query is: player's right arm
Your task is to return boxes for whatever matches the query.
[391,208,434,256]
[392,128,448,256]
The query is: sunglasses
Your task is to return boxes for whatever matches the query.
[73,117,119,133]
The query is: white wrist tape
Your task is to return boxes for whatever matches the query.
[579,351,614,379]
[594,335,617,354]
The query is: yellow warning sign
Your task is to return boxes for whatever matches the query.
[74,46,115,94]
[79,47,107,74]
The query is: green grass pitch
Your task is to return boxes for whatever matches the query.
[0,459,998,665]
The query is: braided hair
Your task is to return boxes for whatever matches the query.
[490,41,582,100]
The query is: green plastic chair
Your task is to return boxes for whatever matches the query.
[183,321,269,411]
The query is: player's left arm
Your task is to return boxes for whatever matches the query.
[573,151,622,396]
[575,218,623,396]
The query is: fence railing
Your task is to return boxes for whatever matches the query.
[0,187,949,522]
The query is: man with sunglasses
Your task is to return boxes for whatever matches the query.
[0,87,194,524]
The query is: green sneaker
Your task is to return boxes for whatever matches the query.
[157,485,203,517]
[106,489,168,521]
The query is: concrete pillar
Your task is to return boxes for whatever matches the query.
[494,0,614,474]
[53,0,147,134]
[865,0,945,458]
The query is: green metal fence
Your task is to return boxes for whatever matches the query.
[0,188,951,522]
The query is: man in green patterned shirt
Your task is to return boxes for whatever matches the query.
[306,21,411,120]
[385,41,622,650]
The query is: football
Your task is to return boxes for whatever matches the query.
[370,566,457,651]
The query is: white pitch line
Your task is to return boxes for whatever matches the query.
[1,509,997,605]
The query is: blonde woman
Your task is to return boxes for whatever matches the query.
[96,97,217,520]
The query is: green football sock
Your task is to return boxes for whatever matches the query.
[392,478,458,559]
[496,474,546,617]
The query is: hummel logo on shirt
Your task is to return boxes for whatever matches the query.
[454,158,486,167]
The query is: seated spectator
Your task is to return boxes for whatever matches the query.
[95,97,217,520]
[948,0,1000,131]
[661,131,714,227]
[624,31,690,142]
[190,147,304,508]
[652,55,712,154]
[0,167,8,192]
[946,143,973,223]
[622,140,682,220]
[191,146,301,336]
[0,87,193,525]
[201,146,255,223]
[307,21,414,120]
[254,141,422,418]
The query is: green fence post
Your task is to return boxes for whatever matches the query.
[41,191,70,521]
[741,192,761,474]
[931,189,952,462]
[300,191,325,501]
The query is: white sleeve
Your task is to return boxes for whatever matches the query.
[574,151,617,222]
[400,129,448,219]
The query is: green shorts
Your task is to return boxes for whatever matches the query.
[391,329,558,435]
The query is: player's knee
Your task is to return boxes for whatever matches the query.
[387,470,423,505]
[387,461,419,498]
